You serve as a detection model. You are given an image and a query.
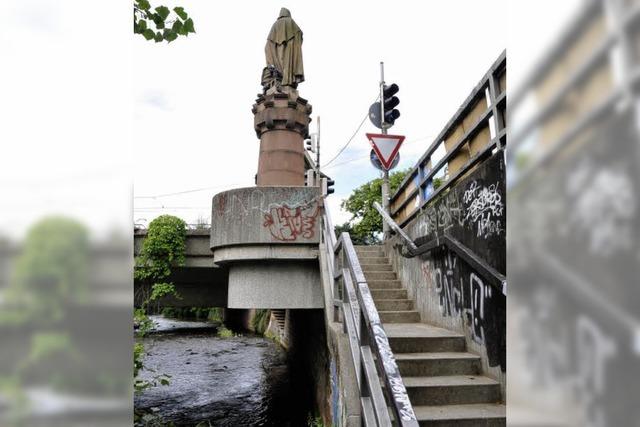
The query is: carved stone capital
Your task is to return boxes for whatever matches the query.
[253,90,312,139]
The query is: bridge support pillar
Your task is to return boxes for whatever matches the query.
[210,186,323,309]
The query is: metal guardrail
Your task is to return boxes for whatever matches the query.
[389,51,506,228]
[321,209,418,427]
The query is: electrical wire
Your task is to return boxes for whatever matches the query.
[323,95,380,167]
[323,134,436,171]
[134,182,252,199]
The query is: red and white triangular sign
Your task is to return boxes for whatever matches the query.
[366,133,405,170]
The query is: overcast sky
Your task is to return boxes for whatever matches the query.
[0,0,581,238]
[132,0,511,227]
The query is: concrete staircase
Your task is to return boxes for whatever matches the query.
[354,245,506,427]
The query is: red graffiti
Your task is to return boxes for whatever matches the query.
[216,194,227,216]
[263,203,319,241]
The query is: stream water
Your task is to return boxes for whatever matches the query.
[134,316,310,426]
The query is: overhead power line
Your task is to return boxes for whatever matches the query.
[323,96,379,168]
[323,134,436,171]
[134,182,252,199]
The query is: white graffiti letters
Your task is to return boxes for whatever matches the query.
[463,180,504,238]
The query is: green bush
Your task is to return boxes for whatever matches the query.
[252,309,270,334]
[135,215,187,283]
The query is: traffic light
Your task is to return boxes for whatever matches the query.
[322,177,335,195]
[305,138,315,152]
[382,83,400,126]
[305,169,316,187]
[305,133,318,152]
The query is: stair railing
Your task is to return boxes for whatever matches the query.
[321,208,418,427]
[373,201,507,296]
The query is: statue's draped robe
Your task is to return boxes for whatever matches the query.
[265,8,304,87]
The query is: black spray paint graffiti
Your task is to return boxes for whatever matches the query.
[423,250,506,370]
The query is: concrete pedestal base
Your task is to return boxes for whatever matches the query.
[227,261,322,309]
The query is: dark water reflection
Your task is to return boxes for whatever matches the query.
[135,316,304,426]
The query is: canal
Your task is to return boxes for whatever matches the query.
[134,315,313,426]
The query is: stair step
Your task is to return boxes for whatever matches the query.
[403,375,501,406]
[361,264,393,272]
[374,299,414,311]
[384,323,466,353]
[379,310,420,323]
[371,289,408,300]
[354,246,384,254]
[395,352,481,376]
[364,271,397,281]
[367,280,402,289]
[413,403,506,427]
[357,257,389,264]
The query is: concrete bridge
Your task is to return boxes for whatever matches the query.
[134,228,228,308]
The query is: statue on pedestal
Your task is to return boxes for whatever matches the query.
[262,8,304,91]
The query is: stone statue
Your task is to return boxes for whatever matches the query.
[263,8,304,90]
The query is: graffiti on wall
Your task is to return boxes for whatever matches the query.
[463,180,504,239]
[516,287,621,427]
[565,160,636,257]
[410,152,507,277]
[422,250,506,370]
[418,179,504,240]
[262,202,319,241]
[213,187,321,243]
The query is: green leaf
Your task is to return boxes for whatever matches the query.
[164,30,178,43]
[173,6,188,20]
[154,32,163,43]
[177,24,188,36]
[171,20,183,34]
[183,18,195,34]
[152,14,165,29]
[142,28,155,40]
[154,5,170,20]
[136,0,151,11]
[138,19,147,31]
[160,378,170,385]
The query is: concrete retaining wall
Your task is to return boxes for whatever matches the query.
[385,152,507,392]
[317,244,361,427]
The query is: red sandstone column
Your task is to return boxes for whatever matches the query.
[252,88,312,186]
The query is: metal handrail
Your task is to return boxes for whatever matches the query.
[372,202,417,252]
[321,209,418,427]
[374,202,507,296]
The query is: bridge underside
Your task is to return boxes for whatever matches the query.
[134,266,229,308]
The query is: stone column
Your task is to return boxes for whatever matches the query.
[252,88,312,186]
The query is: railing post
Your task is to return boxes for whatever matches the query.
[359,307,370,400]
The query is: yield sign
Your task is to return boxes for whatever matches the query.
[366,133,405,170]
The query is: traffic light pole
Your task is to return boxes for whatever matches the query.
[316,116,321,185]
[379,61,390,240]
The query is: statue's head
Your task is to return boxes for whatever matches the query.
[279,7,291,18]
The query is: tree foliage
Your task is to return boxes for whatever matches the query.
[134,0,195,43]
[135,215,187,282]
[340,168,411,244]
[334,222,371,246]
[8,216,89,323]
